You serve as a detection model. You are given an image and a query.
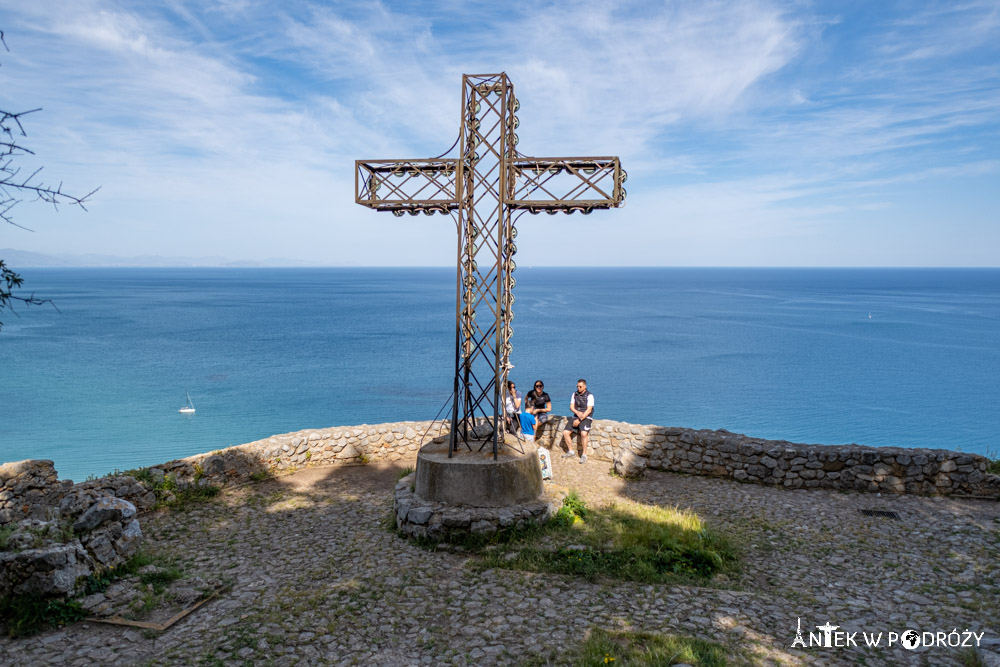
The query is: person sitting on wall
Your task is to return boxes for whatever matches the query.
[562,378,594,464]
[524,380,552,425]
[504,379,522,433]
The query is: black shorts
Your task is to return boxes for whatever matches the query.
[565,418,592,433]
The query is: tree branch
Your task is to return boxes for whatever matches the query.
[1,30,95,330]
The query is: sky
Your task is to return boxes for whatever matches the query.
[1,0,998,267]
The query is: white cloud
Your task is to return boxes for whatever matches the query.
[1,0,998,266]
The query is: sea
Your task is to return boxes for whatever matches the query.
[1,267,998,482]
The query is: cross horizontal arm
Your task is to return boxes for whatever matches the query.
[506,156,626,213]
[356,159,460,215]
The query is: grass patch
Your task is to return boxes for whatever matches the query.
[567,627,732,666]
[82,550,178,595]
[168,484,221,510]
[0,596,85,638]
[476,492,735,584]
[139,564,182,592]
[397,466,415,480]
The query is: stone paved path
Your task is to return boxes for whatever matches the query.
[2,454,998,666]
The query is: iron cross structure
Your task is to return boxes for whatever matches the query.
[355,73,626,458]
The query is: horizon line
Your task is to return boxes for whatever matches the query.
[14,264,1000,270]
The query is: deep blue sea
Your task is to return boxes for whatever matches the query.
[1,267,998,482]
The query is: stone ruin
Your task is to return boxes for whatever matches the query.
[0,460,154,599]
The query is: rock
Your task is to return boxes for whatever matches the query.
[114,519,143,558]
[87,533,116,565]
[73,497,137,533]
[10,544,91,596]
[203,455,226,476]
[80,592,107,612]
[337,444,359,460]
[614,448,646,479]
[470,520,496,535]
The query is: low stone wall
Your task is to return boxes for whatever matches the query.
[531,416,1000,497]
[2,416,996,540]
[148,420,449,486]
[3,417,998,603]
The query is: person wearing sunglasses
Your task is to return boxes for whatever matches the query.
[524,380,552,425]
[504,379,522,433]
[562,379,594,464]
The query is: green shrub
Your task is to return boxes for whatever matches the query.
[123,467,155,485]
[0,596,85,638]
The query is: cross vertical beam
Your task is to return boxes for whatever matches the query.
[355,73,626,460]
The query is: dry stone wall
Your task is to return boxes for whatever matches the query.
[1,461,145,598]
[3,416,997,601]
[531,416,1000,498]
[148,421,450,486]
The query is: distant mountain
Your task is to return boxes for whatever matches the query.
[0,248,317,268]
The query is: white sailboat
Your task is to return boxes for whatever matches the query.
[179,392,196,414]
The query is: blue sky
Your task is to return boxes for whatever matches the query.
[1,0,998,266]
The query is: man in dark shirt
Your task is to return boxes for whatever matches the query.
[524,380,552,425]
[562,379,594,464]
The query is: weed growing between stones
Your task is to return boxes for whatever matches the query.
[986,448,1000,475]
[249,470,272,482]
[114,467,221,510]
[0,518,76,553]
[958,644,988,667]
[381,507,398,532]
[82,550,181,598]
[0,524,13,550]
[397,466,415,480]
[467,493,736,584]
[555,627,734,667]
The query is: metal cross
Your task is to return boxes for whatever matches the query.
[355,73,626,459]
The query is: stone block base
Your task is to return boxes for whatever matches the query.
[393,473,556,542]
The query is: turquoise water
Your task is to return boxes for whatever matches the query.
[1,267,998,481]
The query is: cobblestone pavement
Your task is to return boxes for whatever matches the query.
[2,454,998,666]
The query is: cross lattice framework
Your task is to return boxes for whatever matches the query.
[355,73,626,459]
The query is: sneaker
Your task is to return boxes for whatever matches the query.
[562,451,577,459]
[580,455,588,464]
